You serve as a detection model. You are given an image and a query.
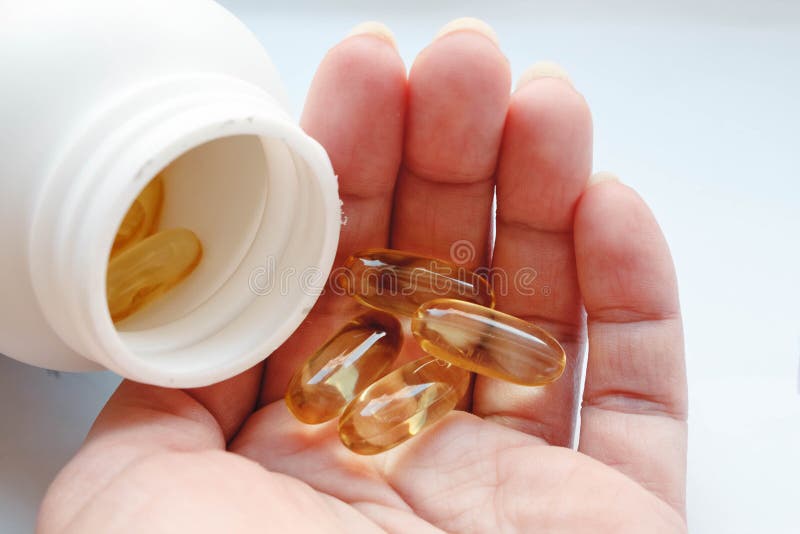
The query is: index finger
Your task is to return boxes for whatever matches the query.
[259,24,407,404]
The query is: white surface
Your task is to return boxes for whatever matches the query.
[1,1,798,532]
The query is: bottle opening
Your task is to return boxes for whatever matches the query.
[103,129,338,385]
[26,79,339,385]
[113,135,269,330]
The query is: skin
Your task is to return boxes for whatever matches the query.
[37,25,688,534]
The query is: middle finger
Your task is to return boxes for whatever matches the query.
[390,18,510,271]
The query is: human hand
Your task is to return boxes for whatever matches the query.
[39,19,687,533]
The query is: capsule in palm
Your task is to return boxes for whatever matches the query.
[107,227,202,323]
[339,248,495,317]
[285,311,403,424]
[411,299,566,386]
[338,356,470,455]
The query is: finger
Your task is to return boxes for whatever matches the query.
[302,22,405,266]
[40,365,262,530]
[575,175,687,515]
[472,63,592,446]
[260,23,407,404]
[390,18,510,271]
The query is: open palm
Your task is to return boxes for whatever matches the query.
[39,21,687,533]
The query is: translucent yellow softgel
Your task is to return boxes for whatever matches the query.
[338,356,470,455]
[286,311,403,424]
[412,298,566,386]
[111,175,164,256]
[339,248,495,317]
[106,228,202,323]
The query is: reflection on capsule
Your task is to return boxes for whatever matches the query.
[107,227,202,323]
[286,311,403,424]
[338,356,470,455]
[412,299,566,386]
[339,249,495,317]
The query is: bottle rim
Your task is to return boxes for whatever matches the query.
[29,76,340,387]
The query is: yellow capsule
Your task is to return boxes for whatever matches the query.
[339,248,495,317]
[338,356,470,455]
[412,299,566,386]
[285,311,403,424]
[107,228,202,323]
[111,175,164,256]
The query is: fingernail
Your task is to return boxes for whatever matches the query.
[435,17,499,47]
[516,61,572,90]
[588,171,621,187]
[348,21,398,50]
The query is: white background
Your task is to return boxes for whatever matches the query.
[1,1,798,532]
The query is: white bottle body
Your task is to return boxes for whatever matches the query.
[0,1,340,386]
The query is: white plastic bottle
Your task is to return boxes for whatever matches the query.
[0,0,340,387]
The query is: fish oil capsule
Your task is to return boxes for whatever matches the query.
[111,175,164,256]
[340,248,495,317]
[338,356,470,455]
[285,311,403,424]
[107,228,202,323]
[412,299,566,386]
